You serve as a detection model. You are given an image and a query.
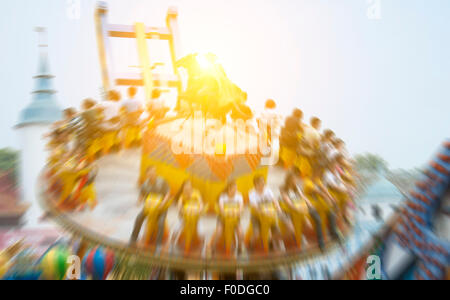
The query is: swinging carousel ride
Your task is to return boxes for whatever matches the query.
[37,2,362,280]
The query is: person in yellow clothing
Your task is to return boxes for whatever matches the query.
[175,180,205,254]
[246,175,283,253]
[280,171,310,249]
[46,147,65,181]
[295,117,321,178]
[217,181,244,224]
[323,155,351,223]
[100,90,122,154]
[176,180,204,210]
[73,162,98,211]
[280,108,304,169]
[303,167,341,249]
[210,180,244,255]
[130,166,172,247]
[77,99,103,161]
[46,108,78,153]
[258,99,282,146]
[101,116,121,155]
[294,154,312,179]
[121,87,144,149]
[55,157,80,209]
[283,168,330,251]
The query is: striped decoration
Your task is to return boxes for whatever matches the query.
[40,246,70,280]
[387,140,450,280]
[83,247,115,280]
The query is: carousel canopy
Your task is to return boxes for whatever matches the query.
[144,117,264,181]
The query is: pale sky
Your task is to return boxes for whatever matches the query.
[0,0,449,169]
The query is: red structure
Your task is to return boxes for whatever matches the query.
[0,172,28,227]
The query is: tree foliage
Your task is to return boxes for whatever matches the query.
[0,148,19,185]
[354,153,388,174]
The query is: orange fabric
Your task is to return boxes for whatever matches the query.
[205,156,234,181]
[173,153,195,169]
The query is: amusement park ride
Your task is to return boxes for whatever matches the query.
[94,1,182,101]
[1,1,448,281]
[38,2,357,279]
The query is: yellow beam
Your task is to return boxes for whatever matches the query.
[166,7,182,93]
[135,22,153,101]
[95,4,111,95]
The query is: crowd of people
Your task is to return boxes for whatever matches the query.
[128,104,356,254]
[44,91,356,255]
[278,107,357,249]
[131,165,354,255]
[45,87,168,211]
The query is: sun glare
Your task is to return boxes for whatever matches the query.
[196,53,215,71]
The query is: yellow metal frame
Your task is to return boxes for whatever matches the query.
[135,22,153,101]
[94,2,182,101]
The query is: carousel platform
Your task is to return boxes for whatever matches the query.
[39,148,404,275]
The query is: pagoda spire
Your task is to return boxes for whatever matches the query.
[36,27,51,77]
[16,27,61,127]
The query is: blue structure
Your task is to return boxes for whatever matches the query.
[381,140,450,280]
[16,34,61,127]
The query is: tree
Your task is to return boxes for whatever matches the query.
[0,148,20,186]
[354,153,388,174]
